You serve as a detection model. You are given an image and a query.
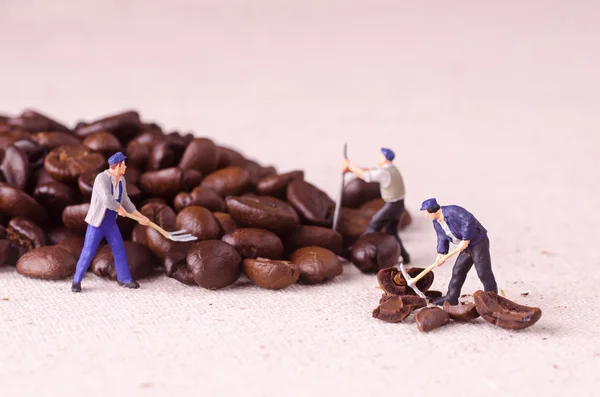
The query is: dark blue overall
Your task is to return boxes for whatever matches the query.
[73,180,133,283]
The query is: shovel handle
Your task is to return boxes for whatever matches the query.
[411,247,462,284]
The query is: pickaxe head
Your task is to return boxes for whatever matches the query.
[398,263,427,299]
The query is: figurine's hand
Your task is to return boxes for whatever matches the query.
[341,158,350,173]
[117,206,128,217]
[458,240,470,252]
[138,215,150,226]
[435,254,446,266]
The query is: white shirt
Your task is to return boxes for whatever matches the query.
[363,163,392,188]
[439,220,460,244]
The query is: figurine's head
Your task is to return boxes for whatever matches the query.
[108,152,127,176]
[378,147,395,166]
[420,198,441,219]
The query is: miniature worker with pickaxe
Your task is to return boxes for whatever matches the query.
[420,198,498,306]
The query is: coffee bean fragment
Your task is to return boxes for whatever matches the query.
[91,241,158,281]
[243,258,299,289]
[286,179,335,226]
[187,240,242,290]
[473,290,542,330]
[44,144,105,184]
[443,301,480,321]
[16,245,76,280]
[415,307,451,332]
[289,246,342,284]
[222,228,283,259]
[377,266,435,296]
[350,233,400,273]
[225,196,299,233]
[372,296,413,323]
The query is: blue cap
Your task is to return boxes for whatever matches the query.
[108,151,127,165]
[420,198,439,211]
[381,147,395,161]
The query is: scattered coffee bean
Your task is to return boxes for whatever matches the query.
[33,181,80,222]
[442,301,480,321]
[213,212,237,235]
[376,266,434,296]
[16,245,76,280]
[0,239,17,267]
[415,307,451,332]
[91,241,158,281]
[139,167,202,199]
[47,227,80,245]
[372,296,413,323]
[473,290,542,330]
[282,225,343,255]
[0,183,48,225]
[62,203,91,234]
[6,217,46,258]
[187,240,242,290]
[173,185,225,213]
[286,179,335,226]
[200,166,251,197]
[56,236,85,259]
[164,245,196,286]
[243,257,299,290]
[0,145,30,192]
[350,233,400,273]
[175,206,221,241]
[225,196,300,233]
[222,228,284,259]
[256,170,304,198]
[44,144,105,184]
[342,178,380,208]
[179,138,219,175]
[289,246,342,284]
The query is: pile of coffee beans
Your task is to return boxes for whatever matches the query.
[373,267,542,331]
[0,109,412,291]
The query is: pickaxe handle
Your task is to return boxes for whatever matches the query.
[411,247,462,284]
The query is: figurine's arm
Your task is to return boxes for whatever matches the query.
[96,174,120,211]
[433,221,450,254]
[120,179,137,214]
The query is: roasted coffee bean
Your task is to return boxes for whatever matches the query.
[164,246,195,286]
[91,241,158,281]
[125,167,141,186]
[0,239,17,266]
[133,124,165,147]
[0,182,48,225]
[8,109,70,133]
[179,138,219,175]
[7,216,48,253]
[259,165,277,178]
[415,307,451,332]
[216,146,246,168]
[62,203,91,234]
[44,144,105,184]
[473,290,542,330]
[200,166,251,197]
[56,236,85,259]
[372,296,413,323]
[12,139,46,170]
[0,145,30,191]
[240,159,262,185]
[34,168,54,187]
[173,185,225,213]
[289,246,342,284]
[442,301,480,321]
[82,131,123,159]
[33,181,80,222]
[74,110,141,145]
[337,208,373,250]
[125,140,150,171]
[243,258,299,289]
[47,227,80,245]
[144,202,193,260]
[222,228,284,259]
[256,170,304,198]
[16,245,76,280]
[175,206,221,241]
[32,131,81,149]
[287,180,335,226]
[0,128,32,147]
[342,178,380,208]
[225,196,300,233]
[187,240,242,289]
[377,266,434,296]
[77,169,97,199]
[146,140,178,170]
[139,167,202,199]
[350,233,400,273]
[282,225,343,255]
[213,212,237,234]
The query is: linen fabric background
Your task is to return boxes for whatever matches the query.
[1,1,598,396]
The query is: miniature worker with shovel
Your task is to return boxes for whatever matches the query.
[341,148,410,264]
[420,198,498,306]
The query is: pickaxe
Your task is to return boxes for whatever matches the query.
[397,247,461,299]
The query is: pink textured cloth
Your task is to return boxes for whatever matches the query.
[1,1,598,396]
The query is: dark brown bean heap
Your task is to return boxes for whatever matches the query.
[1,108,361,290]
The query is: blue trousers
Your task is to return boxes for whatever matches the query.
[73,211,132,284]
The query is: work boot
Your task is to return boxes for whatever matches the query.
[118,280,140,289]
[431,295,458,306]
[71,282,81,293]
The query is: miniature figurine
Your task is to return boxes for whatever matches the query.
[341,147,410,263]
[420,198,498,306]
[71,152,150,293]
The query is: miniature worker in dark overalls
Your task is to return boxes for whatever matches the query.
[71,152,150,293]
[420,198,498,305]
[342,148,410,264]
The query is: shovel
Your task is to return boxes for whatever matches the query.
[332,143,348,231]
[121,213,198,242]
[396,247,461,299]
